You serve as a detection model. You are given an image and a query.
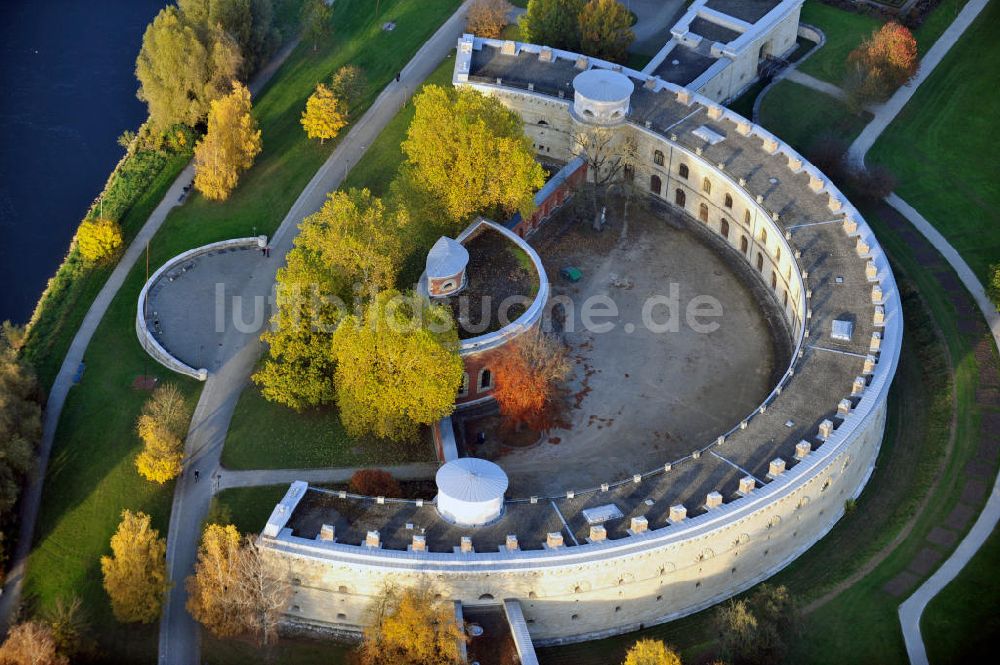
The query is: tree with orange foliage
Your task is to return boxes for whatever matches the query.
[0,621,68,665]
[357,586,465,665]
[493,329,571,432]
[844,21,917,108]
[349,469,403,498]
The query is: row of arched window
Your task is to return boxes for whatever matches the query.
[458,368,492,398]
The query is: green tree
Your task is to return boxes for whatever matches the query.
[401,85,545,232]
[0,326,41,523]
[100,510,169,624]
[301,0,333,52]
[178,0,278,74]
[579,0,634,63]
[135,5,242,128]
[622,639,682,665]
[988,264,1000,309]
[715,584,796,665]
[300,83,348,144]
[330,65,367,116]
[521,0,586,51]
[193,81,262,200]
[331,290,464,442]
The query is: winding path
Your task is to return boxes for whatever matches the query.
[157,3,476,663]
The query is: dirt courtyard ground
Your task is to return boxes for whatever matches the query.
[494,198,787,496]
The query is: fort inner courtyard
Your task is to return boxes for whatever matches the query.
[484,199,787,496]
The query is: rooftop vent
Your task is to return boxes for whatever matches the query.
[692,125,725,145]
[582,504,624,525]
[831,319,853,342]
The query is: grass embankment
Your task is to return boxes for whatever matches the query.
[757,80,870,154]
[24,1,462,661]
[868,0,1000,284]
[222,56,456,471]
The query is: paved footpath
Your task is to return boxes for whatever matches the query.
[158,3,475,664]
[0,35,297,634]
[218,463,439,491]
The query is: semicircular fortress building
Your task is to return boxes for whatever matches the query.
[258,2,901,651]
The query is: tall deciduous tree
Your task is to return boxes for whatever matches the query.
[100,510,169,624]
[622,639,683,665]
[135,6,242,129]
[521,0,586,51]
[301,0,333,52]
[0,621,68,665]
[579,0,634,63]
[0,325,40,530]
[178,0,278,75]
[358,587,466,665]
[194,81,263,200]
[493,329,571,431]
[76,218,124,264]
[715,584,796,665]
[186,524,288,645]
[300,83,348,144]
[135,383,191,483]
[844,21,917,108]
[331,290,464,442]
[466,0,511,39]
[330,65,367,116]
[401,85,545,231]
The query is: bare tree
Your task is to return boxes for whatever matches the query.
[237,537,291,647]
[570,126,638,231]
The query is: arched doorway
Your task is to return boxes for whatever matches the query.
[650,174,662,195]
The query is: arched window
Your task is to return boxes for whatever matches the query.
[744,209,751,225]
[675,188,686,207]
[538,119,548,126]
[721,219,730,239]
[458,373,469,397]
[740,236,749,254]
[702,177,711,194]
[678,163,689,179]
[760,228,768,244]
[650,174,662,195]
[770,271,777,289]
[724,193,733,209]
[653,150,664,166]
[756,254,764,272]
[699,203,709,222]
[478,368,492,391]
[775,246,781,262]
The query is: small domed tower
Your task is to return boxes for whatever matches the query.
[425,236,470,298]
[572,68,634,125]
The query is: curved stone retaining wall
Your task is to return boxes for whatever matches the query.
[135,237,263,381]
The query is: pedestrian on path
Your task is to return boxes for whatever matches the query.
[396,71,401,82]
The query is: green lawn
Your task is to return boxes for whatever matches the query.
[797,0,882,84]
[203,634,351,665]
[208,485,290,535]
[24,1,461,661]
[757,80,870,155]
[221,383,435,469]
[868,0,1000,284]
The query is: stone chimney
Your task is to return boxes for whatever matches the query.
[870,331,882,353]
[795,441,812,460]
[843,216,858,235]
[539,46,554,62]
[856,236,871,257]
[505,534,519,551]
[668,504,687,523]
[705,491,723,509]
[575,55,589,70]
[838,399,852,417]
[863,355,877,375]
[738,476,756,495]
[852,376,867,396]
[630,516,649,534]
[365,530,380,548]
[318,524,335,542]
[808,174,824,192]
[411,534,426,552]
[589,525,607,542]
[500,40,516,55]
[768,458,786,478]
[818,419,834,439]
[866,260,878,281]
[460,536,474,554]
[871,284,883,304]
[873,306,885,326]
[546,532,564,549]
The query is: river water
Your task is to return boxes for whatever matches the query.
[0,0,165,325]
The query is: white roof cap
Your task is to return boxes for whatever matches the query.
[436,457,508,503]
[426,236,469,278]
[573,68,634,102]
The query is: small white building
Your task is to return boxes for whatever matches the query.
[426,236,470,297]
[436,457,508,526]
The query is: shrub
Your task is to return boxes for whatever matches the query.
[988,265,1000,310]
[348,469,402,498]
[75,218,123,264]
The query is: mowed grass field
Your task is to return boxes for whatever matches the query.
[221,56,456,471]
[757,80,870,154]
[868,0,1000,284]
[24,1,461,661]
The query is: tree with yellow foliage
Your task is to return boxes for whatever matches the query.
[135,383,191,483]
[358,586,466,665]
[193,81,262,201]
[623,639,683,665]
[466,0,511,38]
[76,217,124,264]
[401,85,545,232]
[301,83,348,144]
[331,290,464,442]
[100,510,169,624]
[0,621,68,665]
[186,524,288,645]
